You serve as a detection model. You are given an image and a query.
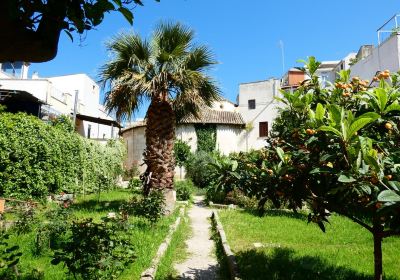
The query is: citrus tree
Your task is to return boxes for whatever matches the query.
[258,57,400,280]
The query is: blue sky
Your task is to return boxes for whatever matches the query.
[31,0,399,119]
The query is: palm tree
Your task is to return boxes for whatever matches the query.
[99,22,221,207]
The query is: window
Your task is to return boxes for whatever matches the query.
[87,124,92,139]
[248,99,256,109]
[259,122,268,137]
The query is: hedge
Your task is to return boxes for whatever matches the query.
[0,112,125,200]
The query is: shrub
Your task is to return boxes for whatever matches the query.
[225,189,259,210]
[185,151,214,189]
[0,230,22,275]
[205,186,226,204]
[51,218,135,280]
[128,178,141,190]
[174,139,192,168]
[123,165,140,180]
[0,113,125,199]
[14,206,37,235]
[175,180,194,201]
[130,191,165,224]
[34,207,71,255]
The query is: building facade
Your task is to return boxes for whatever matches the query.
[122,99,246,173]
[237,78,282,151]
[0,62,120,141]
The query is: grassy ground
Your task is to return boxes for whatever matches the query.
[218,209,400,280]
[210,215,233,280]
[155,207,191,280]
[2,190,180,279]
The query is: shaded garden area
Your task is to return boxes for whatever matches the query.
[219,210,400,280]
[1,190,181,279]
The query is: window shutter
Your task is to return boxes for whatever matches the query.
[259,122,268,137]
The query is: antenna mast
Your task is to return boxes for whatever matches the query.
[279,40,285,75]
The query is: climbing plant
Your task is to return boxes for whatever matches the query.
[174,139,191,168]
[195,124,216,153]
[0,112,125,199]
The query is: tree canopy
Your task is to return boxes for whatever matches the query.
[0,0,159,62]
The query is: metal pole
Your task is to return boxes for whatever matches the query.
[279,40,285,76]
[72,90,79,129]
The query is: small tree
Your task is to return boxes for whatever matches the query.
[220,58,400,280]
[174,139,191,179]
[260,57,400,280]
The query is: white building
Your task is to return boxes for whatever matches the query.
[237,78,282,151]
[0,62,120,140]
[122,99,246,173]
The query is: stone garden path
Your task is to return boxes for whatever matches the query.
[174,196,219,279]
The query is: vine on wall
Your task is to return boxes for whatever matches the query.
[194,124,216,153]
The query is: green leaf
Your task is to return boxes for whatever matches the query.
[118,7,133,25]
[315,103,325,121]
[374,88,388,112]
[359,184,372,195]
[347,117,377,141]
[338,175,356,183]
[378,190,400,202]
[231,160,238,172]
[364,155,380,173]
[388,181,400,192]
[276,147,285,163]
[327,105,341,125]
[319,126,342,137]
[384,101,400,113]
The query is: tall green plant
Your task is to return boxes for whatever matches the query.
[0,113,125,199]
[195,124,217,153]
[266,58,400,280]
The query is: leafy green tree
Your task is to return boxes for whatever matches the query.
[174,139,191,168]
[211,58,400,280]
[261,58,400,280]
[0,0,159,62]
[174,139,191,179]
[99,22,221,203]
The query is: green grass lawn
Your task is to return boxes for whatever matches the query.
[2,190,180,279]
[155,207,191,280]
[218,210,400,280]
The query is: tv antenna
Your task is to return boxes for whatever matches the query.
[279,40,285,75]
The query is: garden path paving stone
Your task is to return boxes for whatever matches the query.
[174,196,219,279]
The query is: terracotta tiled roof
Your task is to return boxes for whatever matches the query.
[122,109,245,133]
[181,109,245,126]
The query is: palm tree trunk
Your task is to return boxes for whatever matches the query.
[143,99,176,213]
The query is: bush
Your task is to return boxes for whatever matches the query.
[0,230,22,276]
[175,180,194,201]
[130,191,165,224]
[14,206,37,235]
[34,207,71,255]
[0,113,125,199]
[123,165,140,180]
[205,186,226,204]
[185,151,214,189]
[225,189,259,210]
[128,178,141,190]
[51,218,135,280]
